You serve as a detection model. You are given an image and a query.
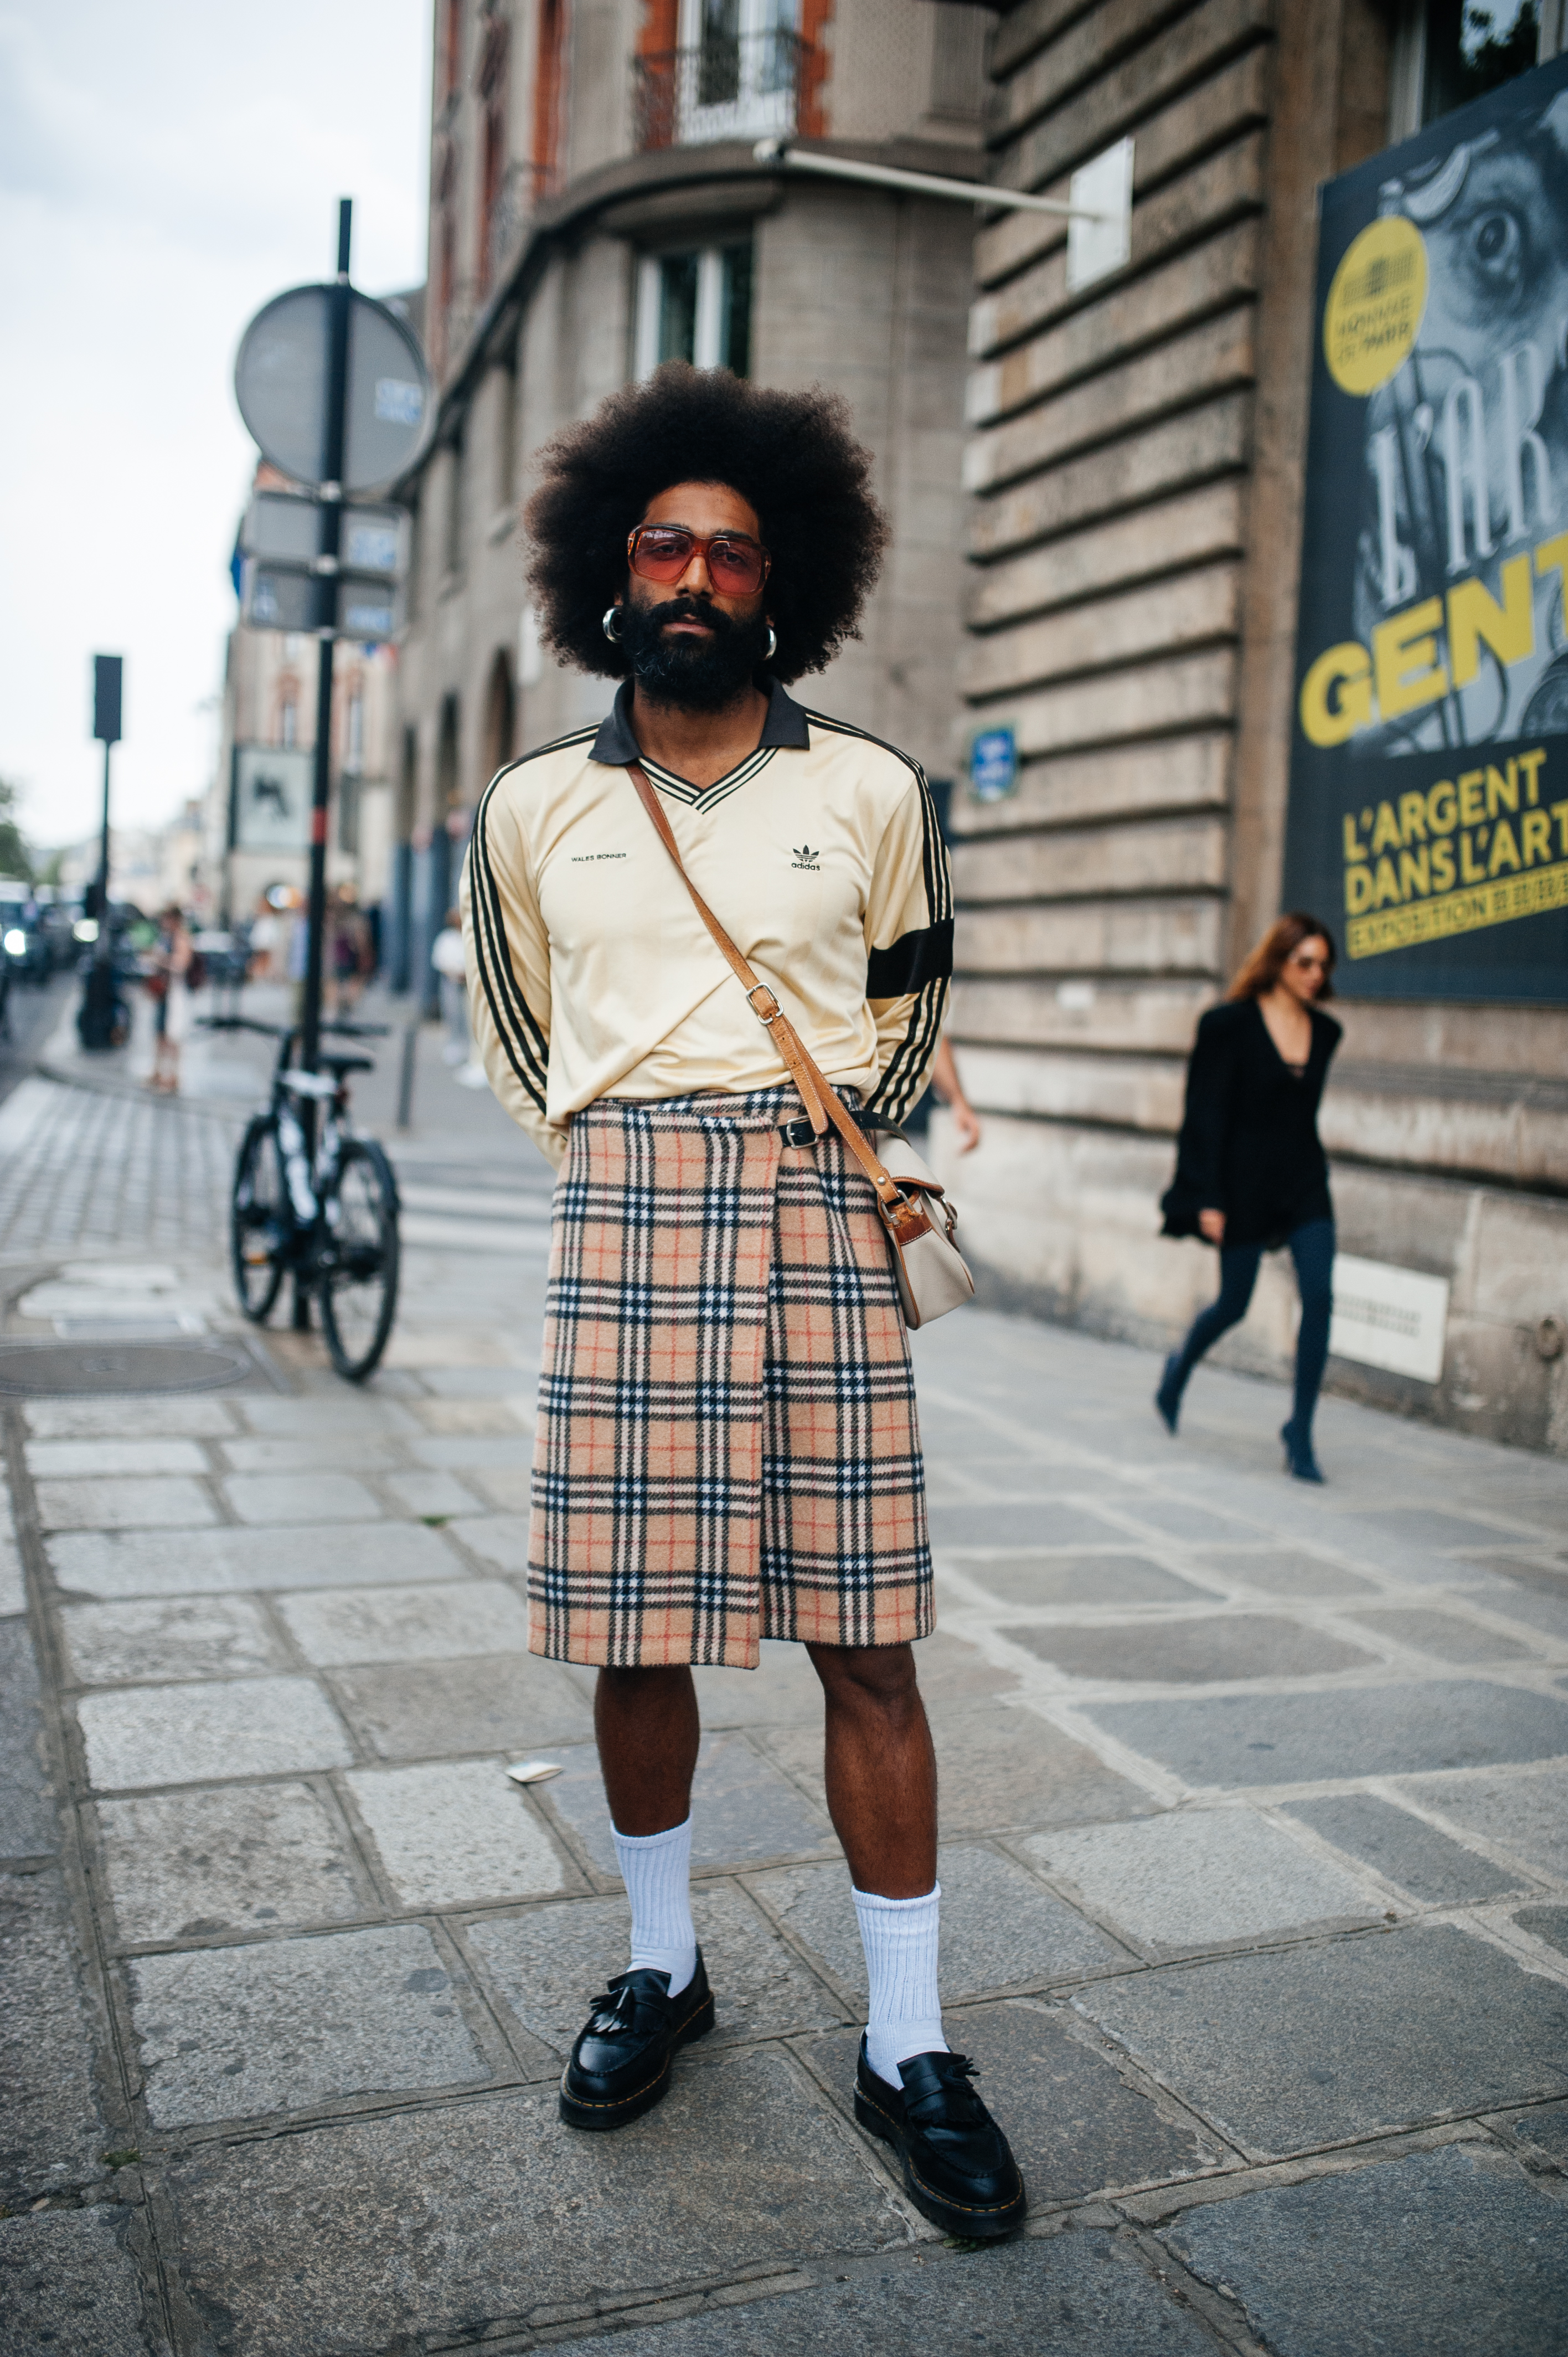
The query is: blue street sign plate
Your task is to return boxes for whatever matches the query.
[969,726,1018,802]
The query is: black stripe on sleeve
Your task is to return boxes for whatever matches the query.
[866,917,953,997]
[866,766,953,1123]
[468,778,549,1114]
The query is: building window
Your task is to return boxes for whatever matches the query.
[929,1,987,120]
[1392,1,1543,133]
[636,0,804,148]
[279,694,297,749]
[445,431,467,578]
[635,240,752,377]
[345,689,365,775]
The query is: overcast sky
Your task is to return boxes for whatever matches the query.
[0,0,431,852]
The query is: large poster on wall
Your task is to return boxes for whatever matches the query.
[1285,52,1568,1001]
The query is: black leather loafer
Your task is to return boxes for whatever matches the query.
[854,2040,1027,2238]
[559,1951,714,2130]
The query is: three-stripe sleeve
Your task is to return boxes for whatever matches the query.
[460,771,564,1167]
[863,767,953,1124]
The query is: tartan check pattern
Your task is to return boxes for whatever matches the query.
[529,1088,932,1668]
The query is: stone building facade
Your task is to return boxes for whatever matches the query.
[391,0,989,993]
[941,0,1568,1453]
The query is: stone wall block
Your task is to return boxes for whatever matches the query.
[967,481,1245,632]
[969,392,1251,559]
[992,647,1237,761]
[948,731,1232,837]
[961,560,1239,699]
[953,810,1228,902]
[952,976,1213,1054]
[970,143,1265,378]
[958,1042,1186,1131]
[956,893,1224,975]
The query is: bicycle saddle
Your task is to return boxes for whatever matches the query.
[319,1053,375,1078]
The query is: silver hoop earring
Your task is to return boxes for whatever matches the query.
[764,623,777,663]
[602,605,624,644]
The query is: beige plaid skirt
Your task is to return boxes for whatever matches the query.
[527,1088,933,1668]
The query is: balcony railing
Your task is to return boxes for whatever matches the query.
[633,30,807,151]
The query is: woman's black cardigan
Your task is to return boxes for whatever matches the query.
[1160,999,1342,1250]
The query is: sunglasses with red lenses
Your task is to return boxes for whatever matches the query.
[626,523,771,596]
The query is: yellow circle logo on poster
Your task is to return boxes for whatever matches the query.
[1323,217,1428,395]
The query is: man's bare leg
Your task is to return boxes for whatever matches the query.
[808,1641,936,1894]
[594,1663,700,1834]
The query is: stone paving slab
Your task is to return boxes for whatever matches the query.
[927,1699,1159,1836]
[943,1552,1212,1607]
[76,1677,354,1792]
[1027,1809,1381,1951]
[379,1467,484,1517]
[468,1880,844,2055]
[1516,1903,1568,1957]
[0,1619,55,1857]
[927,1502,1131,1548]
[220,1472,384,1526]
[48,1521,462,1600]
[554,2235,1223,2357]
[1285,1793,1525,1903]
[546,1731,834,1876]
[0,2205,155,2357]
[446,1509,530,1569]
[0,1869,110,2208]
[1006,1615,1381,1685]
[274,1577,531,1666]
[35,1478,219,1534]
[808,1999,1224,2209]
[23,1396,236,1440]
[755,1843,1126,2002]
[1344,1607,1539,1664]
[346,1758,566,1906]
[154,2051,914,2357]
[59,1597,286,1687]
[1076,1924,1568,2156]
[1089,1681,1568,1788]
[0,1543,23,1615]
[95,1783,365,1945]
[1164,2143,1568,2357]
[1200,1549,1380,1598]
[327,1647,594,1761]
[1511,2096,1568,2166]
[215,1433,410,1473]
[25,1440,209,1478]
[1397,1766,1568,1882]
[128,1922,488,2126]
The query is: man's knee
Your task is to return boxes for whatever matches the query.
[808,1641,921,1715]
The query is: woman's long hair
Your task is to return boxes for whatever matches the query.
[1228,912,1337,1001]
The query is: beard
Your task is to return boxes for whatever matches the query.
[621,595,769,712]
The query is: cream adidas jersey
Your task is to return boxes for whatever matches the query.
[461,678,952,1167]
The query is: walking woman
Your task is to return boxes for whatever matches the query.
[1156,913,1342,1481]
[462,364,1023,2236]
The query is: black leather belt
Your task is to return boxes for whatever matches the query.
[778,1099,879,1149]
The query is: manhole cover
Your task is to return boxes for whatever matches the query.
[0,1341,255,1396]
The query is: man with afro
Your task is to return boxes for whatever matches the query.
[461,363,1023,2236]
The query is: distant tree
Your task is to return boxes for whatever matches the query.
[0,780,32,884]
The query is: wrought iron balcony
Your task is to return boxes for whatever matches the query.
[633,29,807,151]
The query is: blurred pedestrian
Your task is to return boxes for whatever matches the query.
[430,908,469,1065]
[248,891,281,981]
[1156,913,1342,1482]
[146,905,194,1095]
[329,884,371,1015]
[901,1036,981,1153]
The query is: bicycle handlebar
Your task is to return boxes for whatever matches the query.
[197,1016,282,1037]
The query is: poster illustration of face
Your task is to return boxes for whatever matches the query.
[1286,50,1568,1000]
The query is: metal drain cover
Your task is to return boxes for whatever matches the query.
[0,1341,255,1396]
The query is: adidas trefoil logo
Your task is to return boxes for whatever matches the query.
[791,843,821,871]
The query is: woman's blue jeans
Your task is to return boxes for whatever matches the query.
[1172,1218,1335,1439]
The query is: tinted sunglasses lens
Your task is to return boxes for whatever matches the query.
[708,540,764,590]
[632,530,695,580]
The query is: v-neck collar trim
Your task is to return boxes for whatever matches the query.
[589,675,811,806]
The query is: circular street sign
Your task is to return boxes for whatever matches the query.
[234,285,434,494]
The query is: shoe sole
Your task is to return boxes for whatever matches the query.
[853,2085,1027,2239]
[558,1988,715,2132]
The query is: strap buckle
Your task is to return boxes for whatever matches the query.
[746,982,780,1024]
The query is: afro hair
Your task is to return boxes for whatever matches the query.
[523,363,888,683]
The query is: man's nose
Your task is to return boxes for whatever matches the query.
[676,550,714,595]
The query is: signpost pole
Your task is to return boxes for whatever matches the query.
[293,198,352,1330]
[79,655,123,1052]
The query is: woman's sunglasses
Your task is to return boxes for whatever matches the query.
[626,523,771,596]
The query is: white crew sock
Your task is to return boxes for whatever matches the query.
[853,1882,948,2087]
[613,1816,697,1996]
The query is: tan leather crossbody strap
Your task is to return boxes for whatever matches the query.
[627,761,904,1210]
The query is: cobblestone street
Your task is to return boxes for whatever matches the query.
[3,1038,1567,2355]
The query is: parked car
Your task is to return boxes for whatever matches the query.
[0,881,50,985]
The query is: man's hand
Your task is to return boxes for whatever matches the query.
[1198,1208,1226,1244]
[929,1037,981,1154]
[948,1097,981,1154]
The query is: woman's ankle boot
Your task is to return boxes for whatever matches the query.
[1281,1421,1324,1483]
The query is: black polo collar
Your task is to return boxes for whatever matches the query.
[589,675,811,765]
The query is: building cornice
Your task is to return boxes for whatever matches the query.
[405,133,984,483]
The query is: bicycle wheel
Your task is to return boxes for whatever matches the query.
[317,1138,400,1381]
[231,1115,288,1322]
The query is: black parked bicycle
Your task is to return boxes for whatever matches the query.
[203,1017,400,1382]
